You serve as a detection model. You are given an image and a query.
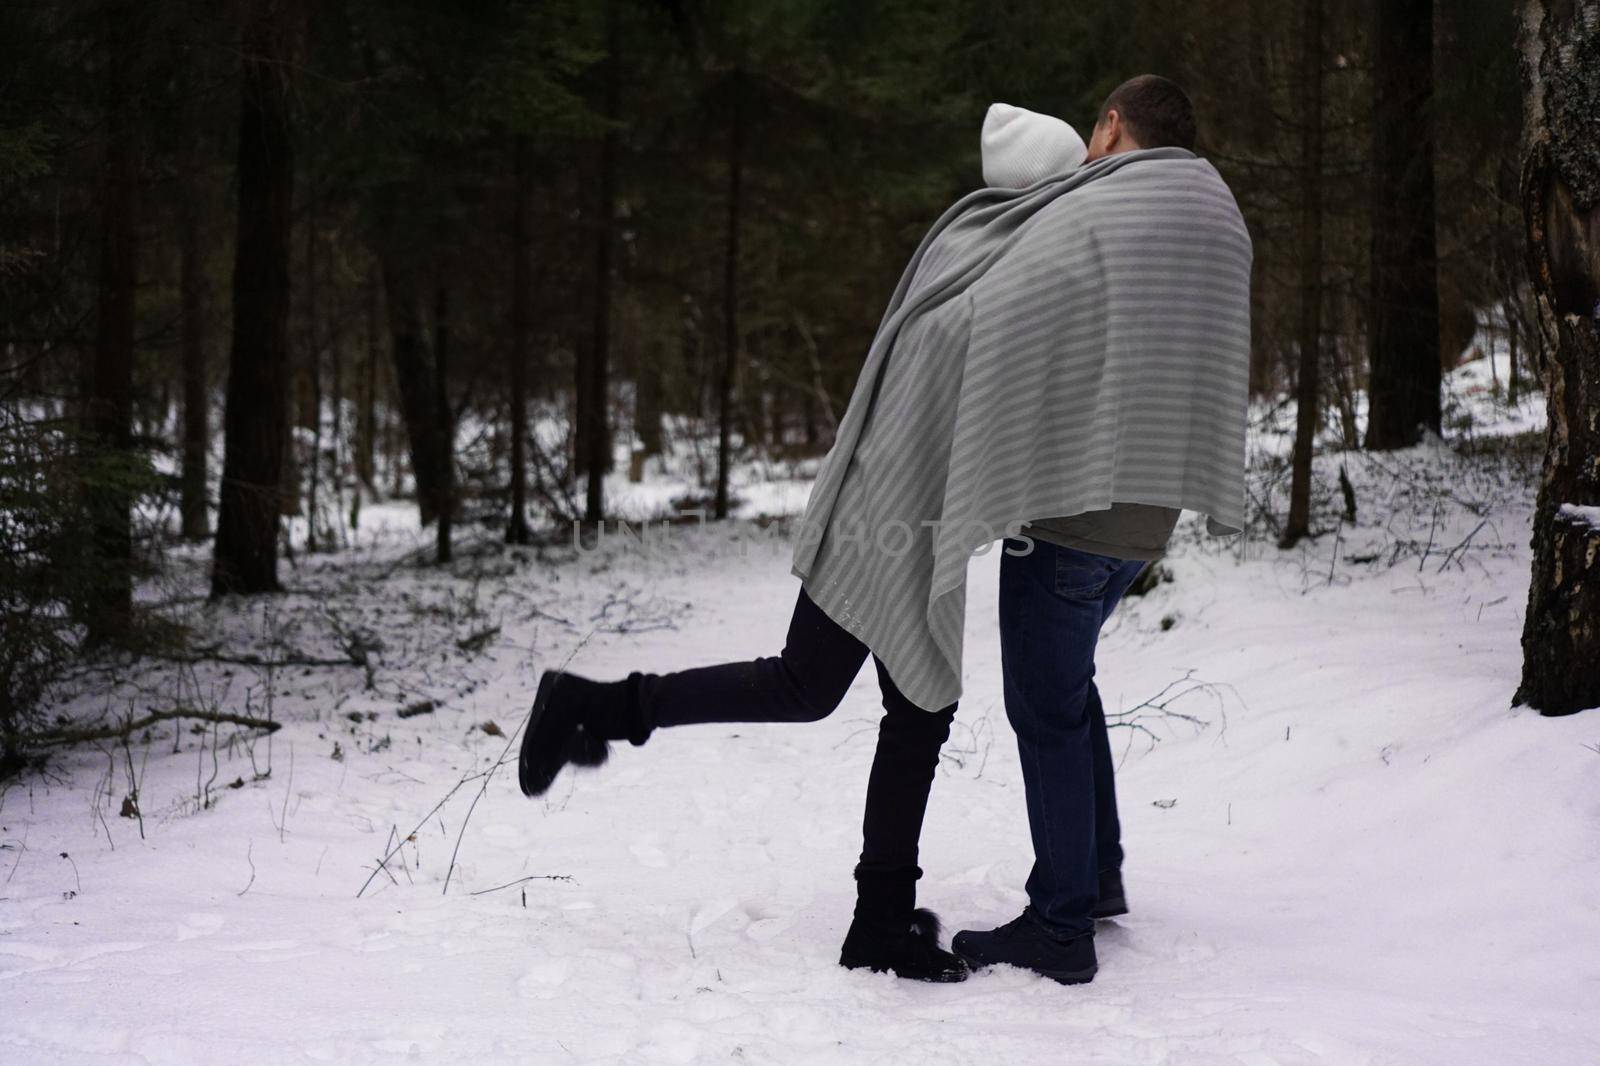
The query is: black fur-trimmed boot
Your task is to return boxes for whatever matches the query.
[517,670,651,797]
[838,870,968,983]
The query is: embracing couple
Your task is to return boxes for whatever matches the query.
[518,76,1252,985]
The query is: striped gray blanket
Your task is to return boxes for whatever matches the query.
[791,147,1253,711]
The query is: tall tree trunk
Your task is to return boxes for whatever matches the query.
[329,261,343,544]
[1506,299,1522,404]
[213,0,297,594]
[178,100,209,542]
[1365,0,1441,449]
[507,135,533,544]
[685,309,707,421]
[1280,0,1323,549]
[1513,0,1600,716]
[635,347,663,457]
[715,71,744,520]
[357,265,378,493]
[279,401,301,517]
[768,378,786,449]
[303,211,321,552]
[433,283,453,564]
[579,0,620,524]
[281,214,312,521]
[85,0,140,640]
[385,350,404,499]
[1326,288,1361,450]
[212,0,299,597]
[380,250,447,528]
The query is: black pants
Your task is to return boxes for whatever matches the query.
[635,589,956,902]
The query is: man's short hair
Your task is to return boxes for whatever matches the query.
[1097,75,1196,151]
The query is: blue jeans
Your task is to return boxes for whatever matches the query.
[999,538,1147,938]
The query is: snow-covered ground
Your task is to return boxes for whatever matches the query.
[3,356,1597,1065]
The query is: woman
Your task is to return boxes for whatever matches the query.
[517,104,1088,984]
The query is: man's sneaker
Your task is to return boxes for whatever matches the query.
[1091,867,1129,919]
[840,908,968,983]
[952,908,1097,985]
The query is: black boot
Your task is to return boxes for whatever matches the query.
[840,908,968,983]
[838,869,967,982]
[952,908,1097,985]
[517,670,650,797]
[1091,866,1129,920]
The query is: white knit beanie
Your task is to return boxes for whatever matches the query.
[981,102,1088,189]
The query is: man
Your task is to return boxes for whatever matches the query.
[790,72,1249,985]
[938,76,1249,984]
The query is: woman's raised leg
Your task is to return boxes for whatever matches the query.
[516,587,968,980]
[517,587,866,797]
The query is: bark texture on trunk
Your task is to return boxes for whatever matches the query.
[212,0,299,597]
[1365,0,1441,450]
[1514,0,1600,716]
[1280,0,1323,549]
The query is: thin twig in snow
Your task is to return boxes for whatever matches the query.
[2,825,28,885]
[1435,519,1489,574]
[278,743,294,843]
[439,632,596,897]
[467,874,574,896]
[237,841,255,896]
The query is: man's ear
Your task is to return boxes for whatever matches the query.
[1103,108,1123,151]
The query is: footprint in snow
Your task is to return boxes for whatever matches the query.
[636,1019,703,1064]
[516,956,570,998]
[629,841,670,868]
[478,823,522,843]
[210,938,319,962]
[175,912,226,942]
[0,940,60,968]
